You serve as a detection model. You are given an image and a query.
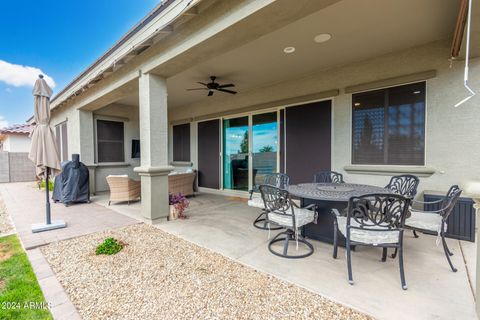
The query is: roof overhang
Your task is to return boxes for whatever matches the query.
[50,0,203,110]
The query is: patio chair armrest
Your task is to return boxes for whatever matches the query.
[412,198,443,205]
[331,208,342,217]
[410,207,446,214]
[302,203,317,211]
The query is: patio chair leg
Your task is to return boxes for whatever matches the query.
[441,233,457,272]
[108,201,111,206]
[253,211,282,231]
[346,239,353,285]
[333,220,338,259]
[283,234,290,256]
[390,248,398,259]
[398,243,407,290]
[413,230,419,238]
[381,248,387,262]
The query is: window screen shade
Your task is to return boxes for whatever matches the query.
[97,120,124,163]
[61,122,68,162]
[55,125,61,156]
[286,100,332,184]
[352,82,425,165]
[173,123,190,162]
[55,122,68,162]
[198,119,220,189]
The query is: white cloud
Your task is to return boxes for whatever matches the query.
[0,115,9,129]
[0,60,55,88]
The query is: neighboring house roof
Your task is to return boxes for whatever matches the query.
[0,124,34,135]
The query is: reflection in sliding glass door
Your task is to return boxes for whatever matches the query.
[223,116,249,191]
[252,112,278,187]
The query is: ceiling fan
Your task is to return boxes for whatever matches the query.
[187,76,237,96]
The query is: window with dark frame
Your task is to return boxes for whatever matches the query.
[172,123,191,162]
[352,82,426,165]
[55,121,68,162]
[96,120,125,163]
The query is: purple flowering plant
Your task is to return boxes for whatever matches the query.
[169,193,189,219]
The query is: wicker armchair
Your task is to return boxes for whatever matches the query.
[168,172,196,196]
[106,175,141,205]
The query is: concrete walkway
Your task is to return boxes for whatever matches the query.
[0,182,138,249]
[0,182,139,320]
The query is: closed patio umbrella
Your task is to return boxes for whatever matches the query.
[29,74,66,232]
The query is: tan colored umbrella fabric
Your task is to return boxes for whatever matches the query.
[28,77,61,178]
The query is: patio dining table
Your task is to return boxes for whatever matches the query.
[288,182,392,247]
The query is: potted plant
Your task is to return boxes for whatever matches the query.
[169,193,189,220]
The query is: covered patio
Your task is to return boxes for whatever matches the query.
[43,0,480,318]
[52,0,480,224]
[93,192,477,320]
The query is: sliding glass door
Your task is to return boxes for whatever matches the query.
[252,112,278,187]
[222,111,278,191]
[223,116,249,191]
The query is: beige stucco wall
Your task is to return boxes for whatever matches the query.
[93,104,141,192]
[2,135,31,153]
[49,40,479,196]
[169,40,480,195]
[50,103,141,192]
[50,104,79,158]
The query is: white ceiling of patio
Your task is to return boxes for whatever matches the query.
[115,0,458,109]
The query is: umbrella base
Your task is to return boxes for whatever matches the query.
[31,220,67,233]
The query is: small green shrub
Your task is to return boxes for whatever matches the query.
[95,238,124,255]
[39,179,54,191]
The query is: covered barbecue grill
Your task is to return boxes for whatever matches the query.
[53,154,90,206]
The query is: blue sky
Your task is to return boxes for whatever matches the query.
[0,0,159,127]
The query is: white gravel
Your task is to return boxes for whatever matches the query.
[41,224,370,320]
[0,199,15,237]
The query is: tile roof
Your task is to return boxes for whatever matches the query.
[0,123,34,135]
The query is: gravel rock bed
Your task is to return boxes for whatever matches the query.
[0,199,15,236]
[41,224,370,320]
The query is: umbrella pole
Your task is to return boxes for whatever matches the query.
[45,167,51,225]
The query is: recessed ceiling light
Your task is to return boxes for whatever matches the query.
[413,90,421,94]
[283,46,296,54]
[314,33,332,43]
[354,102,361,107]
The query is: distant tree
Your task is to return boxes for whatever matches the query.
[239,131,249,154]
[259,145,274,153]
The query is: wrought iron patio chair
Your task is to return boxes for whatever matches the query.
[313,171,344,183]
[385,174,420,238]
[403,185,462,272]
[259,185,318,259]
[385,174,420,199]
[249,173,289,230]
[332,193,411,289]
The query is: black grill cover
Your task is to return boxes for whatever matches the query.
[52,154,90,204]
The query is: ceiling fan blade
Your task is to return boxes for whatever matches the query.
[217,88,237,94]
[207,90,214,96]
[187,88,208,91]
[217,84,235,88]
[197,82,208,86]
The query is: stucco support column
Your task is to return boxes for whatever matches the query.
[134,72,173,222]
[78,110,96,195]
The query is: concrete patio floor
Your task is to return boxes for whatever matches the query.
[96,192,477,320]
[0,182,476,320]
